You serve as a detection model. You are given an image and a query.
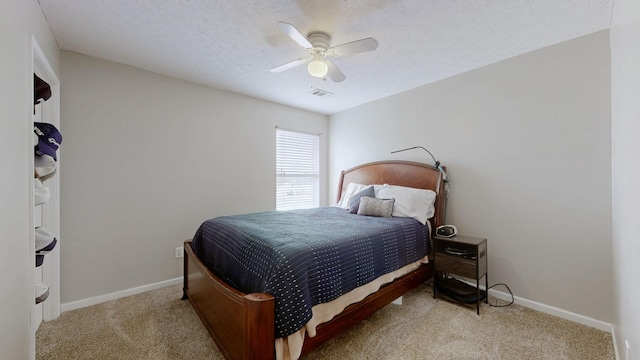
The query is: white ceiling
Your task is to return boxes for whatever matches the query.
[38,0,613,115]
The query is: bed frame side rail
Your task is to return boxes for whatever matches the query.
[300,264,434,355]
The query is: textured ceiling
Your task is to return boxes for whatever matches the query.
[38,0,613,115]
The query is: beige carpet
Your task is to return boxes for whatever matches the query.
[36,283,614,360]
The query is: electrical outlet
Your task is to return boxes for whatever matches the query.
[175,246,184,259]
[625,339,630,360]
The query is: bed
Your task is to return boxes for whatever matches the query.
[182,160,447,360]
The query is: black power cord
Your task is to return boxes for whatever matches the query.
[487,283,514,307]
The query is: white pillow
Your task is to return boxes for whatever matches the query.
[334,182,369,209]
[375,184,437,224]
[334,183,385,209]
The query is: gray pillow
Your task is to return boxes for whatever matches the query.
[357,196,395,218]
[348,186,375,214]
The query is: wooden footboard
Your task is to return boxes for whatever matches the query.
[184,240,275,360]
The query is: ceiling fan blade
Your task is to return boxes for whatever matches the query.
[270,57,310,73]
[277,21,312,48]
[326,60,346,82]
[330,37,378,57]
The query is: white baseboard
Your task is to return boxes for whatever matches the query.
[61,276,613,339]
[60,277,182,313]
[611,327,621,360]
[486,284,613,333]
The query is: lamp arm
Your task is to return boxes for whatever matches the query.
[390,145,449,182]
[391,146,437,164]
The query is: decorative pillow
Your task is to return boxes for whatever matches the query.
[375,184,437,224]
[348,186,375,214]
[357,196,395,218]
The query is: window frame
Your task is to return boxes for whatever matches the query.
[275,128,320,211]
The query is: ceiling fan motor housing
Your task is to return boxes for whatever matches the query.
[307,32,330,51]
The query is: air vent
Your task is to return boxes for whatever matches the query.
[309,88,334,97]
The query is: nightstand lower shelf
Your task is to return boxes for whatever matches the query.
[436,278,486,304]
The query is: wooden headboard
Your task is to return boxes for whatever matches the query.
[336,160,447,231]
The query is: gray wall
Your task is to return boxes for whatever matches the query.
[611,0,640,357]
[329,31,612,323]
[0,0,60,358]
[59,51,328,303]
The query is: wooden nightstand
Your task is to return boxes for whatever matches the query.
[432,235,488,315]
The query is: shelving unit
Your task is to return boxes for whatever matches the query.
[30,38,61,336]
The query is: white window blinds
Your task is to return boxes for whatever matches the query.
[276,128,320,211]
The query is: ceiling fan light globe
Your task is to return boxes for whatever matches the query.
[308,60,328,78]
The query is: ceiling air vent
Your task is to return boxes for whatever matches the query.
[309,88,334,97]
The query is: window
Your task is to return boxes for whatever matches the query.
[276,128,319,211]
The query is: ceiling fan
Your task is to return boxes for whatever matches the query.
[270,22,378,82]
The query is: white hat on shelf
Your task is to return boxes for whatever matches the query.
[35,227,57,252]
[34,178,50,205]
[35,283,49,304]
[35,227,58,267]
[34,154,56,179]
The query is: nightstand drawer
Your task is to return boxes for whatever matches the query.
[435,255,476,278]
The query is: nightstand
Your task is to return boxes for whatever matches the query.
[432,235,488,315]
